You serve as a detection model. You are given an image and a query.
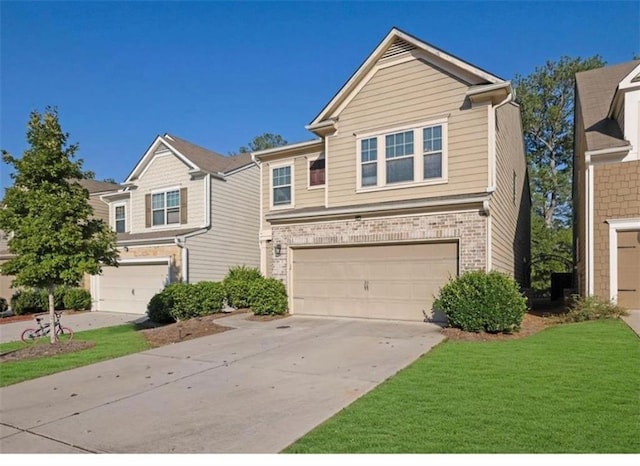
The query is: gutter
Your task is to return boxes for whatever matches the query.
[266,193,490,222]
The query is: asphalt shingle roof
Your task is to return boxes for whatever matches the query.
[163,134,253,174]
[575,60,640,152]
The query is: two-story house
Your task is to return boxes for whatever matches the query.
[93,133,259,314]
[1,179,120,302]
[574,60,640,310]
[253,28,531,322]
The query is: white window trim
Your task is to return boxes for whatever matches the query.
[607,218,640,304]
[269,161,295,210]
[356,118,448,192]
[150,185,182,229]
[306,154,326,190]
[113,202,127,234]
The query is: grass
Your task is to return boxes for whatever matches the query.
[285,320,640,453]
[0,324,150,387]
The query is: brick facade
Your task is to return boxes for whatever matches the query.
[118,244,183,282]
[593,160,640,299]
[269,210,487,285]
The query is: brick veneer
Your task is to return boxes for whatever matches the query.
[593,160,640,299]
[270,210,487,284]
[118,244,183,282]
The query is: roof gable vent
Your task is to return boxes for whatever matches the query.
[381,38,417,60]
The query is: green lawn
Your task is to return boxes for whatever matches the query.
[0,324,150,387]
[285,320,640,453]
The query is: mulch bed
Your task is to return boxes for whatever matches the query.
[246,313,290,322]
[1,341,96,363]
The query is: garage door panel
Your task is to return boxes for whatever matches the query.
[292,242,458,322]
[98,263,169,314]
[618,230,640,309]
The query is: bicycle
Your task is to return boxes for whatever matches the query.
[21,311,74,343]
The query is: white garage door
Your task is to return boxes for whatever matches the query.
[291,242,458,322]
[97,262,169,314]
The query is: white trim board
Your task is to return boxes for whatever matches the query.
[607,218,640,304]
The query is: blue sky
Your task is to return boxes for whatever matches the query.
[1,1,639,189]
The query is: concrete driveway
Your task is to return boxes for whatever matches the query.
[0,312,147,344]
[0,313,444,453]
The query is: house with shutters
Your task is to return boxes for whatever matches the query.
[93,133,259,314]
[573,60,640,310]
[252,28,531,322]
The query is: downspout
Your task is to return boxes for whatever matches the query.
[175,237,188,283]
[324,136,329,208]
[485,88,514,272]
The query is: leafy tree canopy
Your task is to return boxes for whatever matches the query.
[233,133,288,154]
[0,107,118,339]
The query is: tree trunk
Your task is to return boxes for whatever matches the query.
[48,285,56,344]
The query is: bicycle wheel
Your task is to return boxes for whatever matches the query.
[21,328,40,343]
[55,326,74,342]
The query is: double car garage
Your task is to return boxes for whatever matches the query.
[290,241,459,322]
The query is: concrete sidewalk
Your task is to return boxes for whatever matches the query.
[622,309,640,337]
[0,313,444,453]
[0,312,147,343]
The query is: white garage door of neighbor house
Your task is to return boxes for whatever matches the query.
[98,262,169,314]
[291,242,458,322]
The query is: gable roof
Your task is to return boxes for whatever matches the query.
[308,27,504,129]
[576,60,640,152]
[125,134,254,183]
[76,178,121,194]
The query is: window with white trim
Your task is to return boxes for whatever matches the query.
[115,205,126,233]
[152,189,180,226]
[309,158,325,187]
[361,137,377,186]
[357,120,447,190]
[272,165,292,206]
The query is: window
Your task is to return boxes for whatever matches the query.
[386,131,414,184]
[115,205,126,233]
[272,165,292,206]
[152,189,180,226]
[361,137,377,186]
[309,158,325,187]
[357,120,446,190]
[423,126,442,179]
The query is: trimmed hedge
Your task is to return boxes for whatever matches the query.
[223,266,263,309]
[11,287,93,315]
[433,270,527,333]
[63,288,92,311]
[247,277,288,316]
[0,297,8,314]
[146,281,226,323]
[562,295,628,322]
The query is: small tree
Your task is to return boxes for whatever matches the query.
[231,133,288,155]
[0,107,118,342]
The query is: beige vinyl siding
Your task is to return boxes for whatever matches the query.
[261,147,325,230]
[130,154,205,233]
[88,195,110,223]
[187,165,260,282]
[491,103,530,286]
[328,58,489,207]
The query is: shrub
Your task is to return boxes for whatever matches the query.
[146,281,226,323]
[0,297,8,313]
[54,286,68,310]
[561,295,628,323]
[247,277,288,315]
[63,288,92,311]
[193,281,225,315]
[147,289,177,324]
[10,289,48,315]
[433,270,528,333]
[223,266,263,309]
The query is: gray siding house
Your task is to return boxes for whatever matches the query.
[95,134,259,314]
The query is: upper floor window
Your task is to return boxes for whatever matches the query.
[115,205,126,233]
[272,165,292,207]
[357,119,447,190]
[152,189,180,226]
[309,158,326,187]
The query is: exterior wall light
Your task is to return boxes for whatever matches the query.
[274,243,282,257]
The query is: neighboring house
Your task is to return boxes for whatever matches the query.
[574,60,640,310]
[0,179,119,301]
[253,28,531,322]
[94,133,259,314]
